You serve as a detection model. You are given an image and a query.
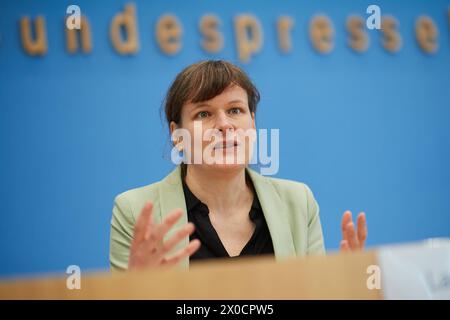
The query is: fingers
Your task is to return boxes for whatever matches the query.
[345,221,359,249]
[132,202,154,245]
[357,212,367,249]
[129,205,198,270]
[340,210,367,251]
[163,239,201,267]
[341,211,352,241]
[147,209,183,245]
[160,222,196,255]
[340,240,350,252]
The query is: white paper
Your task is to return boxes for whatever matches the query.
[377,238,450,299]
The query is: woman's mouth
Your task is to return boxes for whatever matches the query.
[214,140,239,150]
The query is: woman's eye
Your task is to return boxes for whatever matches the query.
[229,108,241,115]
[197,111,209,118]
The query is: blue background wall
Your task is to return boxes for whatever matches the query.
[0,0,449,278]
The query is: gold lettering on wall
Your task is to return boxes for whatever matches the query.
[19,16,48,56]
[156,15,182,55]
[66,16,92,54]
[381,16,402,53]
[277,16,294,53]
[309,15,334,54]
[110,3,139,55]
[346,16,368,53]
[12,7,449,59]
[199,14,223,54]
[234,15,263,63]
[415,16,438,54]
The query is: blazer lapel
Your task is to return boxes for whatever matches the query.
[247,168,296,259]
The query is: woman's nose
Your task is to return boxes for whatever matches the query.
[214,112,234,132]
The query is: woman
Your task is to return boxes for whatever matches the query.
[110,60,367,271]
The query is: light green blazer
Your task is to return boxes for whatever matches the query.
[109,166,325,271]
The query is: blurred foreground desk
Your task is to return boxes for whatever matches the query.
[0,251,379,299]
[1,240,449,299]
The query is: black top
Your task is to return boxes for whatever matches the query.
[182,175,275,261]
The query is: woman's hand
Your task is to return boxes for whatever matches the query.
[128,201,201,270]
[340,210,367,252]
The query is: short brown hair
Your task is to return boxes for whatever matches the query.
[164,60,260,126]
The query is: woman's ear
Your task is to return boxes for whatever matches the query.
[170,121,178,137]
[170,121,179,146]
[251,112,256,129]
[170,121,185,151]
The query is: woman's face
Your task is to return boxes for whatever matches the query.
[171,84,256,172]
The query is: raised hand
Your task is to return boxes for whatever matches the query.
[340,210,367,252]
[128,201,201,270]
